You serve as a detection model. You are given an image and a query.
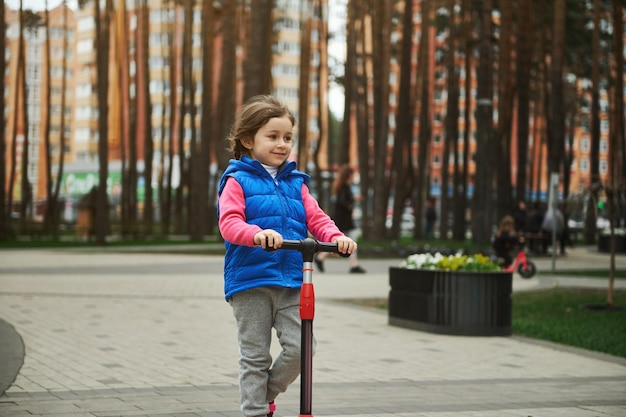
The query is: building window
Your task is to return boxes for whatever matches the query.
[76,106,92,120]
[601,119,609,133]
[77,17,95,32]
[77,39,93,53]
[581,137,590,152]
[75,128,91,143]
[76,83,93,98]
[275,17,300,32]
[580,157,589,173]
[274,40,300,55]
[600,139,608,153]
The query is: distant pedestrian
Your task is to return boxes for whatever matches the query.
[424,197,437,239]
[314,164,366,274]
[542,206,564,254]
[526,201,544,253]
[526,202,543,234]
[513,200,527,235]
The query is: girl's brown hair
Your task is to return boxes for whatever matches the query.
[227,95,296,159]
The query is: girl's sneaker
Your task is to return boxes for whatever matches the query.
[267,400,276,417]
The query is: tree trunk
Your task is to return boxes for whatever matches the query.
[140,0,153,236]
[515,0,532,206]
[19,1,31,233]
[495,0,513,221]
[454,0,473,241]
[175,1,192,234]
[471,0,494,247]
[371,0,391,240]
[297,3,312,171]
[610,0,624,212]
[585,0,601,244]
[127,3,139,237]
[95,0,113,244]
[441,0,459,241]
[414,0,432,241]
[315,0,330,204]
[0,0,6,240]
[50,2,69,239]
[7,2,24,231]
[606,0,625,307]
[341,0,356,165]
[210,0,238,236]
[214,0,237,171]
[389,0,415,240]
[157,5,168,237]
[116,0,130,236]
[548,0,565,176]
[243,0,274,99]
[164,4,178,236]
[43,5,54,236]
[197,0,215,236]
[353,1,370,239]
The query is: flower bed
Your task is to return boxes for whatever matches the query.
[389,252,512,336]
[400,252,502,271]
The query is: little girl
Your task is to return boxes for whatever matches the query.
[217,95,357,417]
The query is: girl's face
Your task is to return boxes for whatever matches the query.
[245,115,294,167]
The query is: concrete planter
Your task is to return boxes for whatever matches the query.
[388,267,513,336]
[598,234,626,253]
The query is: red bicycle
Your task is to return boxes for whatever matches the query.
[504,247,536,279]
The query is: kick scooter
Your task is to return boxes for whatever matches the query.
[266,238,349,417]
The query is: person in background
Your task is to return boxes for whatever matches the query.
[424,197,438,239]
[513,200,527,235]
[493,215,521,267]
[541,205,565,254]
[525,201,544,253]
[526,202,543,234]
[314,164,366,274]
[217,95,358,417]
[558,202,573,255]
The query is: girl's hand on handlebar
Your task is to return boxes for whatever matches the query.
[254,229,283,250]
[334,235,357,255]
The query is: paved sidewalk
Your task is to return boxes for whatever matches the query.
[0,245,625,417]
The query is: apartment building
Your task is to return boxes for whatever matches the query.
[4,0,327,219]
[4,5,77,212]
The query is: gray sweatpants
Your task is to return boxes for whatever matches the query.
[230,286,316,417]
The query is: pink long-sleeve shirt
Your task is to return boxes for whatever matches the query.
[218,177,344,246]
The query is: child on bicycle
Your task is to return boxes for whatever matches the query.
[493,215,523,267]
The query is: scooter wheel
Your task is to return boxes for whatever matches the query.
[518,261,536,279]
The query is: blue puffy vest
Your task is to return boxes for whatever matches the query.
[218,156,310,300]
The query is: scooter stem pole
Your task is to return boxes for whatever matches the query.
[264,238,349,417]
[300,261,314,417]
[298,239,316,417]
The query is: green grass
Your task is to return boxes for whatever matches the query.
[341,288,626,359]
[541,269,626,279]
[512,288,626,358]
